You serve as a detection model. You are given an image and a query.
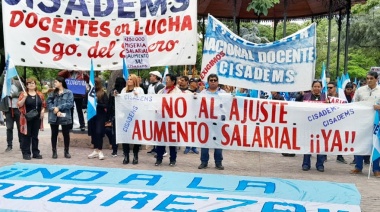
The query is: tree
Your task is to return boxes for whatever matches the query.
[247,0,280,16]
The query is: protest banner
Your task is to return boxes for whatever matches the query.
[65,79,86,95]
[115,93,374,155]
[0,163,361,211]
[201,15,316,92]
[2,1,197,70]
[124,35,150,69]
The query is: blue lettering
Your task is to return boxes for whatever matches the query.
[64,0,90,17]
[187,177,224,190]
[20,168,69,179]
[236,180,275,194]
[140,0,167,17]
[0,168,27,179]
[209,197,258,212]
[49,187,102,204]
[38,0,60,13]
[154,194,208,211]
[170,0,189,13]
[94,0,114,17]
[4,185,60,200]
[262,201,306,212]
[61,170,107,181]
[101,191,158,208]
[0,182,15,190]
[117,0,135,18]
[119,174,161,185]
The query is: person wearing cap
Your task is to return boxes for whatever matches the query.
[146,70,165,155]
[155,73,182,167]
[181,77,200,154]
[188,78,200,93]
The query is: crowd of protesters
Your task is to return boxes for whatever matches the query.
[0,69,379,177]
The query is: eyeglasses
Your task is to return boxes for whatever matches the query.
[327,87,334,89]
[209,79,218,82]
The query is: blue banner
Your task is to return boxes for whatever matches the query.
[201,15,316,92]
[0,163,361,211]
[65,79,86,95]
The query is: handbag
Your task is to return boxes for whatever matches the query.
[25,95,39,121]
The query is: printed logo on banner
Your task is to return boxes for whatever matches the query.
[124,35,150,69]
[65,79,86,95]
[2,1,197,70]
[0,163,361,211]
[115,94,374,155]
[201,15,316,92]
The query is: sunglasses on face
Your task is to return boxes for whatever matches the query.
[327,87,334,89]
[209,79,218,82]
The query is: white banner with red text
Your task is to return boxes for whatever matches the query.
[2,0,197,70]
[115,93,374,155]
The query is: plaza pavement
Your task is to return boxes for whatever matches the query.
[0,117,379,211]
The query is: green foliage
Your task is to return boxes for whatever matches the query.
[247,0,280,16]
[352,0,380,14]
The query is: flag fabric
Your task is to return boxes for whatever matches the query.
[122,58,129,81]
[337,73,348,102]
[87,60,97,121]
[372,110,380,161]
[1,55,19,100]
[162,66,169,86]
[320,62,327,96]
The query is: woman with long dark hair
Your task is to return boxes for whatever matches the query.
[17,78,46,160]
[88,77,109,160]
[105,77,126,157]
[47,76,74,159]
[301,80,327,172]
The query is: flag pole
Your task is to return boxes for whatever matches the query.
[368,146,375,179]
[16,74,26,93]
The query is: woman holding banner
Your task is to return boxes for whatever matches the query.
[119,74,145,165]
[47,76,74,159]
[17,78,46,160]
[301,80,327,172]
[155,73,183,167]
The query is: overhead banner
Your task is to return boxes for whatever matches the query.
[201,15,316,92]
[2,1,197,70]
[115,93,374,155]
[0,163,361,211]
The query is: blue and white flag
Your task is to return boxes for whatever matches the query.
[87,60,97,121]
[122,58,129,81]
[372,110,380,162]
[320,62,327,96]
[201,15,316,92]
[1,55,19,100]
[162,66,169,85]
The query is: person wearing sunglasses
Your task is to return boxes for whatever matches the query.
[326,81,347,164]
[198,74,226,170]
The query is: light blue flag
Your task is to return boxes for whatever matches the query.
[122,58,129,81]
[1,55,19,100]
[162,66,169,86]
[372,110,380,161]
[320,62,327,95]
[87,60,97,121]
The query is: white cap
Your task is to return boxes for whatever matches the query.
[149,71,162,79]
